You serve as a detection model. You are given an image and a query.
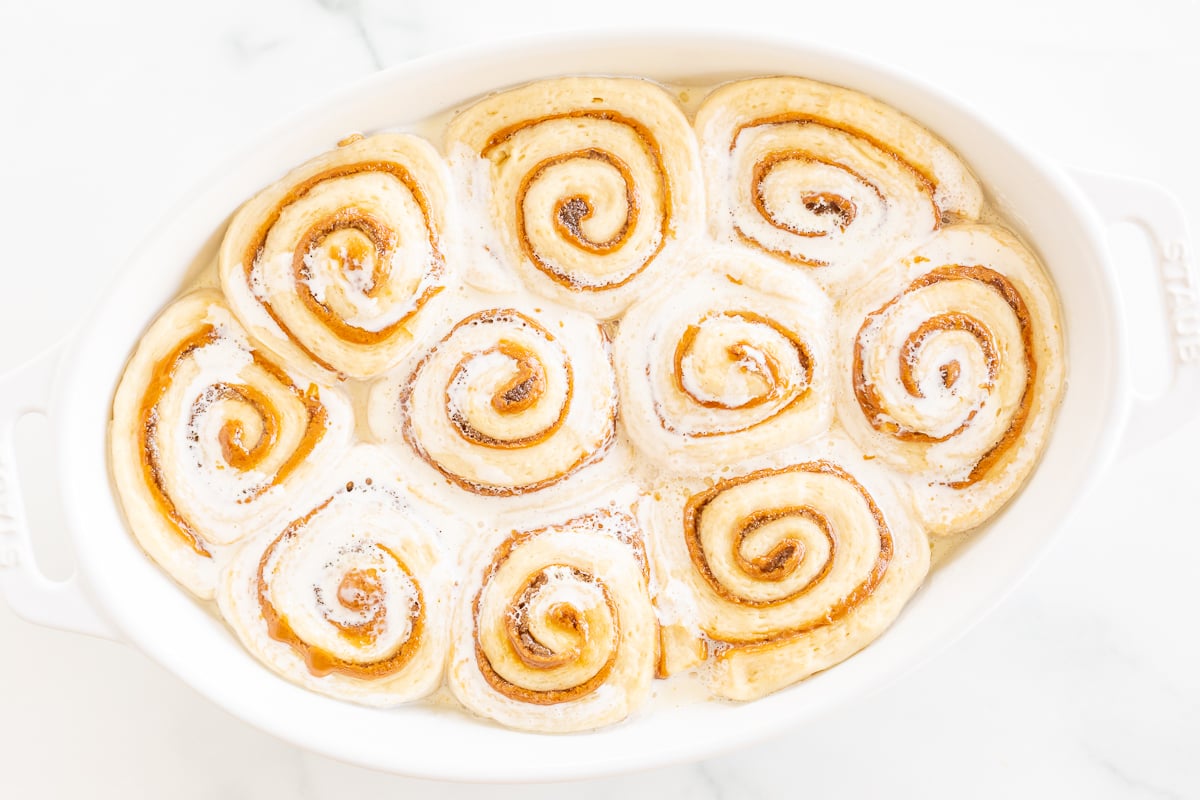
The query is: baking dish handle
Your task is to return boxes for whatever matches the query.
[1070,168,1200,458]
[0,345,119,640]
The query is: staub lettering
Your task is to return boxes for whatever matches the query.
[1160,239,1200,363]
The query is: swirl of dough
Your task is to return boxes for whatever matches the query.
[616,251,833,472]
[372,303,618,496]
[837,224,1065,535]
[448,510,657,732]
[649,456,929,700]
[695,77,982,291]
[446,77,703,318]
[109,290,353,598]
[219,133,452,378]
[218,446,452,706]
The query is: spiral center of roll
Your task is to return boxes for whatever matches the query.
[204,383,280,471]
[529,149,638,255]
[476,557,620,703]
[941,361,961,389]
[445,334,567,449]
[802,192,856,228]
[487,109,672,292]
[899,312,997,402]
[320,229,380,293]
[684,463,895,642]
[753,152,871,238]
[297,209,394,300]
[326,566,387,646]
[734,509,812,581]
[259,524,425,678]
[675,311,812,411]
[555,195,609,248]
[720,506,835,605]
[336,567,383,615]
[490,341,546,414]
[506,569,600,669]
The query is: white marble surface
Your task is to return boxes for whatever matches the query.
[2,1,1198,797]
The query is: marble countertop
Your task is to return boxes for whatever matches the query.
[1,1,1197,797]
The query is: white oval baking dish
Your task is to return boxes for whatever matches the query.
[1,31,1197,783]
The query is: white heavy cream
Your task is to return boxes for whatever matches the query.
[123,73,1064,731]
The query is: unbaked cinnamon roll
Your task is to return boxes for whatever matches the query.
[218,446,453,706]
[445,77,702,318]
[695,77,982,291]
[219,133,452,379]
[836,224,1065,535]
[448,509,657,732]
[649,450,929,700]
[369,301,618,498]
[615,250,833,473]
[109,291,353,598]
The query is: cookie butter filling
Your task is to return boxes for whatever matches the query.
[109,74,1065,731]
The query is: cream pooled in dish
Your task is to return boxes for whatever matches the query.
[109,75,1065,733]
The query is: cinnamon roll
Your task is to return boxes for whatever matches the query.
[445,77,702,318]
[837,224,1065,535]
[648,448,929,700]
[109,291,353,598]
[448,509,657,732]
[369,300,618,498]
[615,250,833,473]
[218,446,453,706]
[105,69,1070,730]
[219,133,452,379]
[695,77,982,291]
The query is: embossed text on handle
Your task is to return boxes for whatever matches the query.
[1160,239,1200,363]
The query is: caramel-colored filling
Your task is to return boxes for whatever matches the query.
[730,117,940,267]
[940,361,961,389]
[291,208,420,346]
[666,310,813,437]
[138,325,328,557]
[205,383,280,472]
[476,565,618,705]
[730,114,940,190]
[241,160,444,373]
[751,152,871,243]
[506,569,592,670]
[731,507,835,589]
[534,150,638,256]
[444,332,570,450]
[490,342,546,414]
[682,462,892,654]
[257,501,424,680]
[855,312,997,445]
[801,191,857,229]
[471,512,642,705]
[482,111,672,291]
[331,567,387,648]
[402,309,615,496]
[852,265,1035,488]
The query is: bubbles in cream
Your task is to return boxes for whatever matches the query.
[125,74,1063,726]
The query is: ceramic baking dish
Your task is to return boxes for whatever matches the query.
[1,31,1197,783]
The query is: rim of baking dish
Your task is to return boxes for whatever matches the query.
[55,29,1126,783]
